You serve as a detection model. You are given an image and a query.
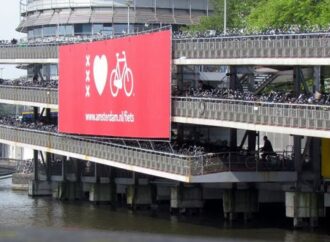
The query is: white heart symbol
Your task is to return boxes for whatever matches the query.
[93,55,108,96]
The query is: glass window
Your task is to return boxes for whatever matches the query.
[43,26,56,37]
[74,24,92,35]
[101,24,113,36]
[28,29,34,39]
[50,64,58,77]
[113,24,128,35]
[92,24,103,34]
[59,25,74,36]
[33,27,42,38]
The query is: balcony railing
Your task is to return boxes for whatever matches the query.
[0,85,57,105]
[173,33,330,59]
[0,45,58,59]
[173,97,330,131]
[0,124,294,178]
[0,33,329,60]
[0,85,329,132]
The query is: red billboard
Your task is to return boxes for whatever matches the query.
[58,30,171,138]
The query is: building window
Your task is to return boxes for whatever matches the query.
[27,29,34,39]
[33,27,42,38]
[58,25,74,36]
[92,24,103,34]
[101,23,113,36]
[74,24,92,35]
[113,24,129,35]
[43,26,56,37]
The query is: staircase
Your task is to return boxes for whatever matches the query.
[241,73,278,94]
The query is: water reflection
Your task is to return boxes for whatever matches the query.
[0,178,329,242]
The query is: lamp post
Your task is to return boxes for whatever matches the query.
[126,0,133,34]
[224,0,227,35]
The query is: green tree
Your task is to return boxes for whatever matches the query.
[247,0,330,32]
[189,0,330,33]
[317,0,330,27]
[189,0,260,32]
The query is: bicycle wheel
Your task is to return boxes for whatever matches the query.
[124,68,134,97]
[264,155,280,171]
[109,69,119,97]
[244,156,256,170]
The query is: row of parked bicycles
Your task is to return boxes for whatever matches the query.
[0,114,295,174]
[0,78,58,89]
[178,87,330,106]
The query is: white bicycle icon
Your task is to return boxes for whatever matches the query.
[110,51,134,97]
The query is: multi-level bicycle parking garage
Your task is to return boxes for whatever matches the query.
[0,30,329,226]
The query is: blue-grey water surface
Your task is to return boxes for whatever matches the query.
[1,178,330,242]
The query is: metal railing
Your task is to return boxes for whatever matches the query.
[172,96,330,130]
[191,151,294,176]
[25,0,209,12]
[0,85,329,132]
[173,33,330,59]
[0,124,192,176]
[0,124,293,177]
[0,45,58,59]
[0,158,19,169]
[0,85,57,105]
[0,33,329,60]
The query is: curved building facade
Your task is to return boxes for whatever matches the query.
[18,0,211,39]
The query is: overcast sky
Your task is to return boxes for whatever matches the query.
[0,1,26,79]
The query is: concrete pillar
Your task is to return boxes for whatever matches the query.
[29,147,53,197]
[285,192,325,228]
[61,157,67,181]
[53,181,83,200]
[53,158,83,200]
[150,180,158,210]
[127,185,152,209]
[28,180,52,196]
[223,189,258,221]
[89,183,113,203]
[155,184,171,202]
[74,159,82,183]
[95,163,102,184]
[170,184,203,214]
[109,167,117,209]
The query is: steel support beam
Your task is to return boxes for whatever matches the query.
[247,131,257,152]
[311,138,321,190]
[294,66,302,95]
[46,152,52,182]
[314,66,321,92]
[33,107,39,123]
[33,150,39,181]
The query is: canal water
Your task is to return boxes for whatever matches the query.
[0,178,330,242]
